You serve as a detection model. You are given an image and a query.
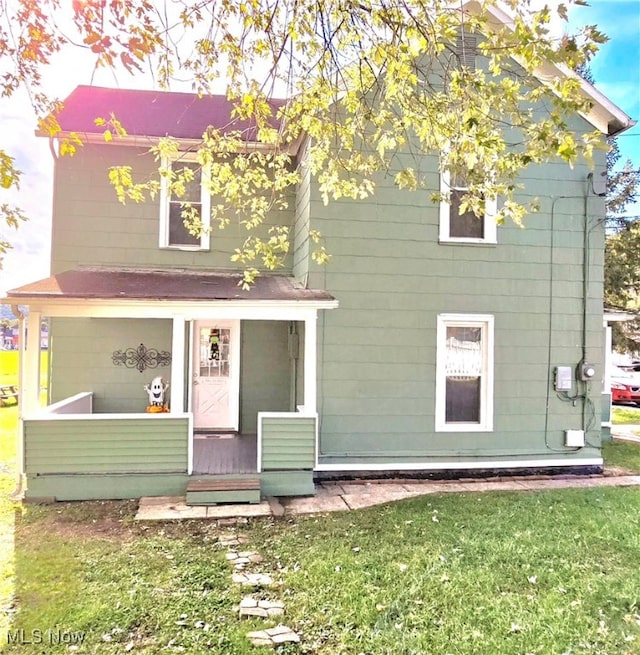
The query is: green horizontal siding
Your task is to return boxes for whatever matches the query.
[261,470,315,496]
[261,416,316,470]
[24,417,189,474]
[25,474,188,502]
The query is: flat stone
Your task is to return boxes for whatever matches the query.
[433,483,472,493]
[217,517,250,526]
[238,596,285,619]
[218,534,250,547]
[233,557,251,565]
[267,625,300,644]
[246,631,273,647]
[342,491,408,510]
[365,482,410,494]
[206,502,272,519]
[225,552,238,561]
[398,483,442,495]
[458,482,509,492]
[316,483,346,496]
[241,607,269,618]
[284,495,349,515]
[135,502,207,521]
[138,496,184,507]
[232,572,274,587]
[596,475,640,486]
[266,496,285,517]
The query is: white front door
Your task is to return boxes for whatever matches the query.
[192,320,240,430]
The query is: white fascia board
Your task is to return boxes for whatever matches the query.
[46,131,301,155]
[15,297,339,320]
[464,0,635,137]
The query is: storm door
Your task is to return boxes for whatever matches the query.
[192,320,240,430]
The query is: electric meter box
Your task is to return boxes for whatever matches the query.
[554,366,573,391]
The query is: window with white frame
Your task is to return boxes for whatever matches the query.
[439,170,497,243]
[435,314,494,432]
[159,154,211,250]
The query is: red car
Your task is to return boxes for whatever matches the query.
[610,366,640,405]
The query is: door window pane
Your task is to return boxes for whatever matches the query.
[199,327,230,377]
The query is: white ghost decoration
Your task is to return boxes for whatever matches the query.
[144,376,169,406]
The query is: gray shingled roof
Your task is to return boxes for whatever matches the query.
[7,268,334,303]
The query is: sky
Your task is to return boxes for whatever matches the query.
[0,0,639,297]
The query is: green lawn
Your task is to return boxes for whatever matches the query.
[2,356,640,654]
[0,351,48,388]
[1,487,640,654]
[612,405,640,425]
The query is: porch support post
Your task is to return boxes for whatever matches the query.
[303,310,318,413]
[23,310,42,415]
[170,316,185,414]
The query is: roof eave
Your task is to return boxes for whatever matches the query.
[37,130,301,155]
[464,0,635,137]
[5,294,340,318]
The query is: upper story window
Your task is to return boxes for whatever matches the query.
[159,154,211,250]
[435,313,494,432]
[439,170,497,244]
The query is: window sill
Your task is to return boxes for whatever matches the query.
[159,245,210,252]
[435,423,493,433]
[438,238,497,246]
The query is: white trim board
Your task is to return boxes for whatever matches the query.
[17,300,337,320]
[314,458,603,472]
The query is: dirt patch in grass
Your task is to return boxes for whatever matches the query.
[16,500,142,543]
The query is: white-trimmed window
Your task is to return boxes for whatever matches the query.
[439,171,497,243]
[159,154,211,250]
[435,313,494,432]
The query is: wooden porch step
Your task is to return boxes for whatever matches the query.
[186,477,261,506]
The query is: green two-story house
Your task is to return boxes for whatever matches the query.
[7,12,634,503]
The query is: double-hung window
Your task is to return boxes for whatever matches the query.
[159,154,211,250]
[436,314,494,432]
[439,171,497,243]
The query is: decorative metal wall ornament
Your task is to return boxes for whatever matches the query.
[112,343,172,373]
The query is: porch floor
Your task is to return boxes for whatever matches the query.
[192,433,258,475]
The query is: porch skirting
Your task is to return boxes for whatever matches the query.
[25,472,190,502]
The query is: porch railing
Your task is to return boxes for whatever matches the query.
[23,392,190,476]
[257,410,317,472]
[40,391,94,415]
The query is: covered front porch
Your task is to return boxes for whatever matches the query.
[9,269,337,502]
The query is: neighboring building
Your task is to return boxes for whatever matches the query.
[7,8,634,502]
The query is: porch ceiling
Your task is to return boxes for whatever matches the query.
[7,267,334,304]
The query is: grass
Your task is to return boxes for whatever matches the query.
[612,405,640,425]
[1,489,639,654]
[2,351,640,653]
[0,351,48,389]
[602,440,640,474]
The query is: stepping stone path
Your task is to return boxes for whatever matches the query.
[238,596,285,619]
[218,533,250,548]
[226,550,265,569]
[231,572,275,587]
[218,533,301,648]
[247,625,301,647]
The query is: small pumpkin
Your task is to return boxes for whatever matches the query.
[146,405,165,413]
